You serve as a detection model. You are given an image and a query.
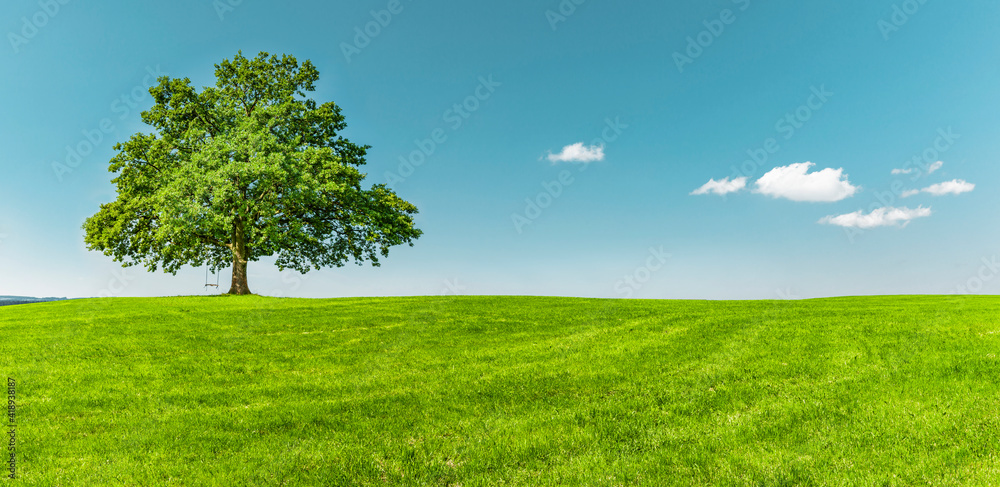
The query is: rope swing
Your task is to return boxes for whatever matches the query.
[204,264,220,290]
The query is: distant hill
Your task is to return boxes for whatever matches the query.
[0,296,68,306]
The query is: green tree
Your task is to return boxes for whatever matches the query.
[84,52,422,295]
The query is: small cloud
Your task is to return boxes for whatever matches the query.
[690,177,747,196]
[892,160,943,175]
[915,179,975,196]
[901,189,920,198]
[547,143,604,163]
[754,162,859,202]
[818,206,931,229]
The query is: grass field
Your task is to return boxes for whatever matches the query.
[2,295,999,485]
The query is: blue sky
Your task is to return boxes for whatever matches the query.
[2,0,1000,299]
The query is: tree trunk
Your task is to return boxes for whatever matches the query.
[228,220,252,295]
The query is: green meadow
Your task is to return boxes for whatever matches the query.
[2,295,999,485]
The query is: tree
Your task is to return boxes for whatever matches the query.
[84,52,422,295]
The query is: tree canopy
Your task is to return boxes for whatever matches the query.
[84,51,422,295]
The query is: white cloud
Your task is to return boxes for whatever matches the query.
[690,177,747,196]
[892,160,943,175]
[547,143,605,163]
[753,162,859,202]
[818,206,931,229]
[904,179,975,197]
